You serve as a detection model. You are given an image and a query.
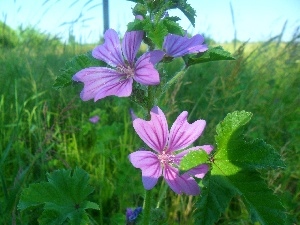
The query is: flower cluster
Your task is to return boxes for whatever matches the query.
[73,27,212,196]
[72,29,207,102]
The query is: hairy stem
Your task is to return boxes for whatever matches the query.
[142,189,152,225]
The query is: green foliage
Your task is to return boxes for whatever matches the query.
[145,21,169,48]
[179,150,209,174]
[127,17,184,49]
[194,111,286,225]
[183,46,235,66]
[0,21,19,48]
[53,51,106,89]
[18,26,61,49]
[168,0,197,27]
[18,168,99,224]
[127,18,149,31]
[196,174,237,225]
[132,3,148,17]
[127,0,192,48]
[162,18,185,36]
[128,0,197,27]
[150,208,167,225]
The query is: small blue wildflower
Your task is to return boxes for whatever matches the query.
[126,206,142,224]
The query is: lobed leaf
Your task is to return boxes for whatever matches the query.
[165,16,181,22]
[184,46,235,66]
[230,171,287,224]
[195,173,237,225]
[127,18,148,31]
[214,111,285,171]
[18,168,99,224]
[146,21,168,49]
[162,18,185,36]
[169,0,196,27]
[53,51,105,90]
[195,111,286,225]
[179,150,209,174]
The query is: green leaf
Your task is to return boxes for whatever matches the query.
[179,150,209,174]
[146,21,168,48]
[165,16,181,22]
[127,18,149,31]
[184,46,235,66]
[214,111,285,172]
[230,139,285,170]
[195,173,237,225]
[230,170,287,224]
[169,0,196,27]
[38,210,66,225]
[18,168,99,224]
[53,51,105,90]
[162,18,185,36]
[194,111,286,225]
[132,3,147,17]
[144,0,169,14]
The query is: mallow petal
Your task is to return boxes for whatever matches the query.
[163,165,182,194]
[168,111,206,152]
[179,173,201,195]
[129,150,162,190]
[134,50,164,85]
[94,77,133,101]
[196,145,214,154]
[183,164,209,179]
[133,106,169,152]
[72,67,132,101]
[132,106,168,153]
[163,165,200,195]
[163,33,208,57]
[122,31,144,65]
[187,35,208,53]
[92,29,125,67]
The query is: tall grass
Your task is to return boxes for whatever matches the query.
[0,20,299,224]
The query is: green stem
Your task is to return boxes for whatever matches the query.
[161,70,185,96]
[156,180,168,208]
[147,86,154,113]
[141,86,156,225]
[142,189,152,225]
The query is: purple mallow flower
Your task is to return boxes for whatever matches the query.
[163,33,208,58]
[72,29,164,102]
[129,106,213,195]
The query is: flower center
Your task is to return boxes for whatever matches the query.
[158,151,175,167]
[117,65,135,79]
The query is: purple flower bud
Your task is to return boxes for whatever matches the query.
[135,15,144,20]
[89,115,100,124]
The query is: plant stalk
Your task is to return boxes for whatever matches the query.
[142,189,152,225]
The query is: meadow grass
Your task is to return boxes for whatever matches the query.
[0,25,299,225]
